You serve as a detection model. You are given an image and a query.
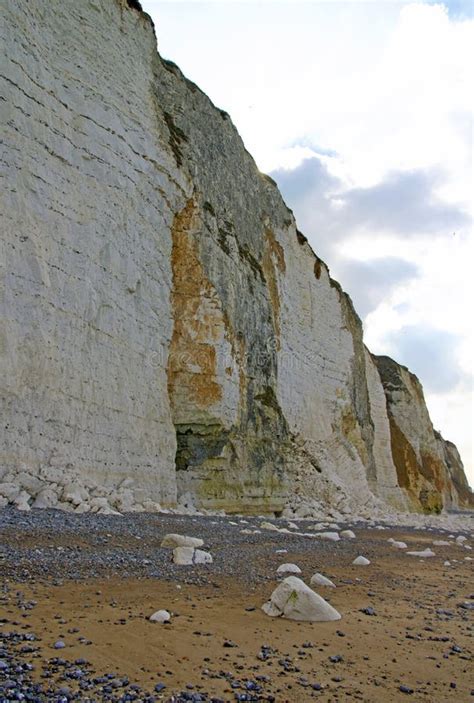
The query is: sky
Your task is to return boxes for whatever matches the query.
[142,0,473,487]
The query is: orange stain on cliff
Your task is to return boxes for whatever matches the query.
[389,416,443,512]
[262,227,285,346]
[168,199,223,409]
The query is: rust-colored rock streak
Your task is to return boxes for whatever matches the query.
[167,199,224,412]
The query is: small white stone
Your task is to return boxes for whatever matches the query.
[455,535,467,544]
[390,540,407,549]
[194,549,213,564]
[433,540,451,546]
[444,560,451,566]
[352,556,370,566]
[310,573,336,588]
[276,563,301,575]
[149,609,171,623]
[340,529,356,539]
[275,549,288,554]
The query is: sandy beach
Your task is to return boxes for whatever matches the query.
[1,508,473,701]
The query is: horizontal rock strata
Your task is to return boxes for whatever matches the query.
[0,0,472,517]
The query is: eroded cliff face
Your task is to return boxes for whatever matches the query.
[0,0,471,515]
[374,356,473,512]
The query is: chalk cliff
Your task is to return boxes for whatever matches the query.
[1,0,472,516]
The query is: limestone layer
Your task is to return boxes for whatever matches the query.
[1,0,472,516]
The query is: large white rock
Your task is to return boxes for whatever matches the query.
[310,573,336,588]
[340,529,356,539]
[149,609,171,623]
[352,556,370,565]
[161,534,204,549]
[262,576,341,622]
[276,563,302,575]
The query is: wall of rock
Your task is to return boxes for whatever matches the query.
[0,0,471,516]
[374,356,473,512]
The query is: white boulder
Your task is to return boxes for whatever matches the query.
[310,573,336,588]
[407,548,435,557]
[32,488,58,509]
[262,576,341,622]
[161,534,204,549]
[141,500,162,513]
[149,609,171,623]
[173,546,195,565]
[315,532,340,542]
[62,483,88,506]
[194,549,213,564]
[352,556,370,565]
[340,529,356,539]
[0,483,21,501]
[14,491,31,511]
[276,563,301,575]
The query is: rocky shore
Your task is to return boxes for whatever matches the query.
[1,507,472,701]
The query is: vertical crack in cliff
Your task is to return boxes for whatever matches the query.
[261,227,285,347]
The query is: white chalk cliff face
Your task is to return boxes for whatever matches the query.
[0,0,472,516]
